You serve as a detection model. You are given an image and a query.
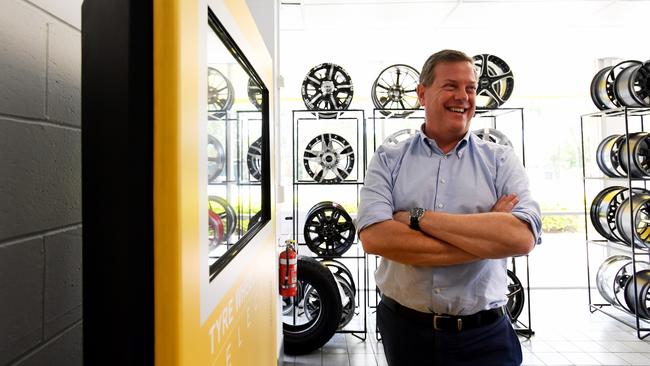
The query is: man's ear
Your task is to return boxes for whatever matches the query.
[416,84,425,105]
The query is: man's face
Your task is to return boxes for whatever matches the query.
[416,61,477,141]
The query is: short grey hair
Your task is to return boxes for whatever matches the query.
[419,49,474,86]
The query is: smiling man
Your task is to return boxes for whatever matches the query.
[357,49,541,366]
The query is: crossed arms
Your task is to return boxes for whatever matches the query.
[359,194,535,266]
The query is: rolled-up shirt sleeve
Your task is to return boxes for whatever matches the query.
[496,148,543,245]
[357,146,397,234]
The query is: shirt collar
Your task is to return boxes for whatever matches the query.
[417,123,470,158]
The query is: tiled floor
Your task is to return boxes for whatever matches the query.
[283,288,650,365]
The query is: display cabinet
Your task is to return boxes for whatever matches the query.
[581,106,650,339]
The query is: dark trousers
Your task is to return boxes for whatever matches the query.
[377,300,522,366]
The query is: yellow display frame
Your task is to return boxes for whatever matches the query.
[153,0,278,364]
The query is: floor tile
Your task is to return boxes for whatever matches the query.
[322,354,350,366]
[615,353,650,366]
[561,352,602,365]
[521,352,545,365]
[589,352,630,365]
[349,354,377,366]
[533,352,573,365]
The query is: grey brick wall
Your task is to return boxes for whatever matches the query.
[0,1,82,365]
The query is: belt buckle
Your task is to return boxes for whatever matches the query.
[433,314,462,331]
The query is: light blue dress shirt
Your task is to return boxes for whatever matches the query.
[358,127,542,315]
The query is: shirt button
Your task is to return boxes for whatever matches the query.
[440,178,446,184]
[437,203,444,209]
[443,155,448,160]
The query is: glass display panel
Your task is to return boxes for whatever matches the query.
[207,9,270,280]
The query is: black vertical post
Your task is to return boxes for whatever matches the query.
[82,0,154,364]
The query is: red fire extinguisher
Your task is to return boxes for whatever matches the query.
[279,240,298,297]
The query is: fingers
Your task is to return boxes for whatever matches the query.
[491,193,519,213]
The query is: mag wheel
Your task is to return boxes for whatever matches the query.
[207,134,225,182]
[304,201,356,257]
[371,64,420,117]
[472,128,513,147]
[247,137,263,181]
[506,269,525,322]
[301,63,353,119]
[208,196,237,242]
[472,54,514,108]
[207,67,234,119]
[303,133,355,183]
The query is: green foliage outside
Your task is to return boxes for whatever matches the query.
[540,204,584,233]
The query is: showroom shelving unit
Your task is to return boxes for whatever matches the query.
[290,109,368,339]
[581,106,650,339]
[207,110,263,274]
[366,107,534,338]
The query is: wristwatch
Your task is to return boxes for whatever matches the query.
[409,207,425,230]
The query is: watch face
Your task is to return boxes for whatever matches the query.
[410,207,424,219]
[410,208,425,229]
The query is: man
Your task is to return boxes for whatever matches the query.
[357,49,541,366]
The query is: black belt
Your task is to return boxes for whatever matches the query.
[381,295,506,332]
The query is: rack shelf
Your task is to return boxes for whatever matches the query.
[290,108,368,339]
[581,107,650,339]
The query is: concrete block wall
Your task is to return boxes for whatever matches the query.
[0,0,82,365]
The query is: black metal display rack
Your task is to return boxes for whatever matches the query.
[290,109,368,340]
[366,107,534,338]
[581,106,650,339]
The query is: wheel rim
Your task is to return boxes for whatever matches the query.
[207,67,234,119]
[303,133,355,183]
[371,64,420,117]
[506,269,525,321]
[247,78,263,111]
[590,186,625,241]
[596,135,626,177]
[625,270,650,319]
[247,137,263,181]
[207,134,225,182]
[284,281,323,331]
[590,66,617,110]
[321,259,356,293]
[301,63,354,119]
[472,54,514,108]
[597,187,649,243]
[208,196,237,242]
[208,211,224,251]
[597,255,634,308]
[304,201,355,257]
[616,193,650,249]
[614,61,650,107]
[618,132,650,178]
[472,128,513,147]
[382,128,418,145]
[605,60,642,108]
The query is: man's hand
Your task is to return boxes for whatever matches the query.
[491,193,519,213]
[393,211,410,226]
